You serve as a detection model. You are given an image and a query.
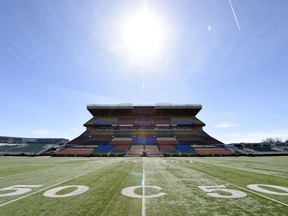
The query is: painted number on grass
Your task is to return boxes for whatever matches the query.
[198,185,247,198]
[0,185,43,197]
[121,186,166,198]
[247,184,288,195]
[43,185,89,198]
[0,185,88,198]
[1,184,287,199]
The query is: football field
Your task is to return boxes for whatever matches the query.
[0,156,287,215]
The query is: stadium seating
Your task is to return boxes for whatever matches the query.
[157,137,180,145]
[145,145,161,155]
[176,130,198,137]
[175,145,197,156]
[156,131,175,137]
[64,104,242,157]
[91,145,115,156]
[158,145,176,150]
[229,143,286,155]
[195,148,233,155]
[0,145,19,152]
[0,136,10,143]
[96,145,114,151]
[87,138,112,145]
[128,145,144,155]
[128,149,143,155]
[0,143,53,156]
[109,150,127,156]
[171,117,193,126]
[135,118,153,126]
[177,137,201,145]
[113,145,131,150]
[55,148,94,156]
[113,131,132,137]
[90,131,113,138]
[251,144,275,152]
[160,150,179,156]
[153,117,171,124]
[110,138,132,145]
[108,138,130,155]
[117,118,135,125]
[175,144,193,151]
[132,137,156,145]
[132,131,156,137]
[95,118,118,126]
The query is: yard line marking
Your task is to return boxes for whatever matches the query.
[187,164,288,207]
[195,160,288,179]
[142,157,146,216]
[0,160,123,208]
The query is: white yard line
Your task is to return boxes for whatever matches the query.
[142,157,146,216]
[191,166,288,207]
[0,160,121,208]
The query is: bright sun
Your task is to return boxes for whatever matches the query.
[122,10,164,59]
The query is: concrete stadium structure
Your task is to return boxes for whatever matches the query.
[55,104,234,157]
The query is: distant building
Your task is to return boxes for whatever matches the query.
[0,136,68,156]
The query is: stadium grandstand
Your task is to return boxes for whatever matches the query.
[0,136,68,156]
[54,103,236,157]
[228,142,288,156]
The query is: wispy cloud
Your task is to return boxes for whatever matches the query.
[214,122,236,128]
[225,129,288,143]
[240,129,288,143]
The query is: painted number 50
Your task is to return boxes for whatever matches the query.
[0,185,43,197]
[198,185,247,198]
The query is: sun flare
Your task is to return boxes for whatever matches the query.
[122,11,164,59]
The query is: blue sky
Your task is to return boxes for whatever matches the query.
[1,0,288,143]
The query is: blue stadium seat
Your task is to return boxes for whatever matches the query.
[175,145,193,151]
[95,122,116,126]
[132,137,156,145]
[96,145,114,151]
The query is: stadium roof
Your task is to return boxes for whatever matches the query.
[87,104,202,116]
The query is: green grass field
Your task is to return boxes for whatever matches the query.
[0,156,287,216]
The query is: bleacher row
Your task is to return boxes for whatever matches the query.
[84,117,204,127]
[55,136,234,157]
[229,143,288,155]
[69,130,220,145]
[0,143,55,156]
[0,137,68,156]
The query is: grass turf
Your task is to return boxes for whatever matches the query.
[0,156,287,215]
